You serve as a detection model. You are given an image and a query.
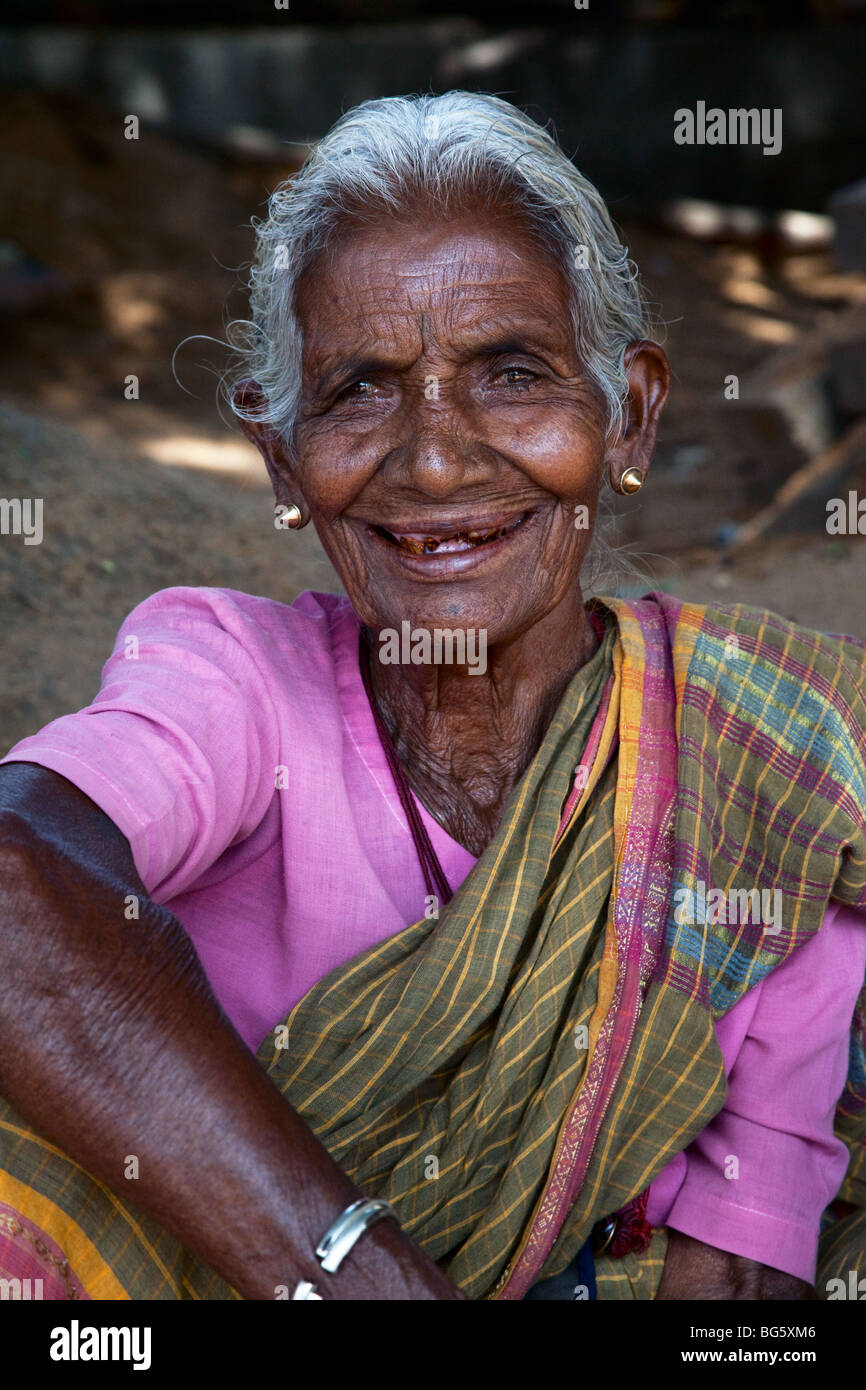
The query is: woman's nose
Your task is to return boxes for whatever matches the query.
[394,394,486,498]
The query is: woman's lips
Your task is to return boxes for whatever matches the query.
[366,507,540,576]
[371,509,534,556]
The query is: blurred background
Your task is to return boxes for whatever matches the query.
[1,0,865,748]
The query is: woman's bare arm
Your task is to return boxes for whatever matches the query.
[0,762,462,1300]
[656,1230,816,1300]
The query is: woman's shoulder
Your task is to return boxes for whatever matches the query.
[661,591,866,742]
[116,584,358,657]
[682,595,864,673]
[608,588,866,688]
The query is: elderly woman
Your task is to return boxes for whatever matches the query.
[0,92,864,1303]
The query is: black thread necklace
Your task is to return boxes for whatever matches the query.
[358,630,454,908]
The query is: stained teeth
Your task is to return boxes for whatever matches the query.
[383,513,527,554]
[401,531,488,554]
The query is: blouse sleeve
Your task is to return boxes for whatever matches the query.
[646,901,866,1283]
[0,586,281,902]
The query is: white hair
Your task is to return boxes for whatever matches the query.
[225,90,658,590]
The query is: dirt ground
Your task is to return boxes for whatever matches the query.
[2,90,865,753]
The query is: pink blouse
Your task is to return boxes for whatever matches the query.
[2,585,863,1289]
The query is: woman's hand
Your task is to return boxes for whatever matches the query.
[0,763,463,1300]
[655,1230,816,1300]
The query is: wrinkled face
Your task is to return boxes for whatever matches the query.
[291,205,609,640]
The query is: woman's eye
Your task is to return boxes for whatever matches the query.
[495,365,539,386]
[334,378,380,404]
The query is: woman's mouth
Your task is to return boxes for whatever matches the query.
[371,510,532,555]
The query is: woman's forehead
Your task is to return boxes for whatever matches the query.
[296,212,572,360]
[306,207,564,293]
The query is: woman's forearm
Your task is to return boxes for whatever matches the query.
[656,1231,816,1300]
[0,764,460,1300]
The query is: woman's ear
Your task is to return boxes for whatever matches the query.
[232,379,298,504]
[606,341,671,490]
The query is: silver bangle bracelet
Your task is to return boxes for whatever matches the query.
[290,1197,398,1299]
[315,1197,398,1273]
[291,1280,322,1300]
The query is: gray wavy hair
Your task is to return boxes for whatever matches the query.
[226,90,657,591]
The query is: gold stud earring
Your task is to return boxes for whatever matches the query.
[276,503,303,530]
[616,467,644,495]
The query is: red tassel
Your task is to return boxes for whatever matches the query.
[609,1189,653,1257]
